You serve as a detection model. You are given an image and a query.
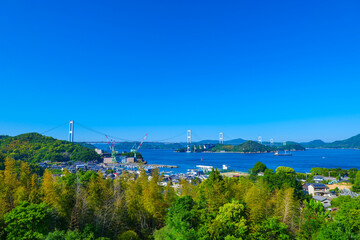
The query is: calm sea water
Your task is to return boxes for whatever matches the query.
[136,149,360,174]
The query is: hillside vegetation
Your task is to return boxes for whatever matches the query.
[177,141,305,153]
[0,133,102,163]
[277,141,306,151]
[301,140,327,148]
[197,138,246,145]
[210,141,275,153]
[1,158,359,239]
[302,134,360,149]
[325,134,360,149]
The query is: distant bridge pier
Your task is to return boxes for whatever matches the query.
[187,130,191,152]
[69,120,74,142]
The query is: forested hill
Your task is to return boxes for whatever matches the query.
[325,134,360,149]
[0,135,9,140]
[210,141,275,153]
[277,141,306,151]
[0,133,102,163]
[196,138,246,145]
[301,134,360,149]
[301,140,327,148]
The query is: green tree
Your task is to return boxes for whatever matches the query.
[276,166,295,174]
[252,162,267,175]
[4,201,55,240]
[244,181,271,223]
[207,200,248,239]
[118,230,140,240]
[352,171,360,192]
[143,168,166,227]
[154,196,199,240]
[316,196,360,239]
[87,172,114,237]
[45,224,110,240]
[274,187,299,231]
[41,169,60,209]
[263,171,303,198]
[317,222,354,240]
[250,217,290,240]
[199,169,228,212]
[1,157,20,214]
[298,199,328,239]
[29,174,41,204]
[164,180,177,207]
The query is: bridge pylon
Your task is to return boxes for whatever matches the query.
[187,130,191,152]
[219,132,224,144]
[69,120,74,142]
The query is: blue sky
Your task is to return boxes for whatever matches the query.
[1,0,360,142]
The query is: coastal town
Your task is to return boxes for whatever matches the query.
[38,147,360,213]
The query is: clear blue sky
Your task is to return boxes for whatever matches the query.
[1,0,360,142]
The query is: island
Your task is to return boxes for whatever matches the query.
[176,140,305,153]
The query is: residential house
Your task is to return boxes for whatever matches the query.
[313,176,324,183]
[306,183,330,196]
[313,195,332,208]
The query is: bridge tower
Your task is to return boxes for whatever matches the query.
[219,132,224,144]
[69,120,74,142]
[258,136,262,145]
[187,130,191,152]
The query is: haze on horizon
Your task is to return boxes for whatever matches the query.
[1,0,360,142]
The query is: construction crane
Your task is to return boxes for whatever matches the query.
[105,135,117,163]
[130,133,148,159]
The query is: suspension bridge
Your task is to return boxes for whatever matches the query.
[40,120,276,148]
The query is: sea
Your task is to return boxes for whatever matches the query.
[134,148,360,174]
[93,144,360,174]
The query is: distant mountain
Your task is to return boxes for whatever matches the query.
[301,140,326,148]
[325,134,360,149]
[224,138,247,145]
[196,140,220,144]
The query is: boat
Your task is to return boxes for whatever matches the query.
[274,150,292,156]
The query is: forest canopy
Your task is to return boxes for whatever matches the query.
[0,133,102,163]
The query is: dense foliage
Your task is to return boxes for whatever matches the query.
[210,141,275,153]
[303,134,360,149]
[310,167,357,180]
[277,142,305,151]
[301,140,326,148]
[0,133,102,163]
[4,202,55,240]
[0,155,360,239]
[120,152,143,159]
[177,141,305,153]
[0,136,9,141]
[176,144,214,153]
[250,161,267,175]
[326,133,360,149]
